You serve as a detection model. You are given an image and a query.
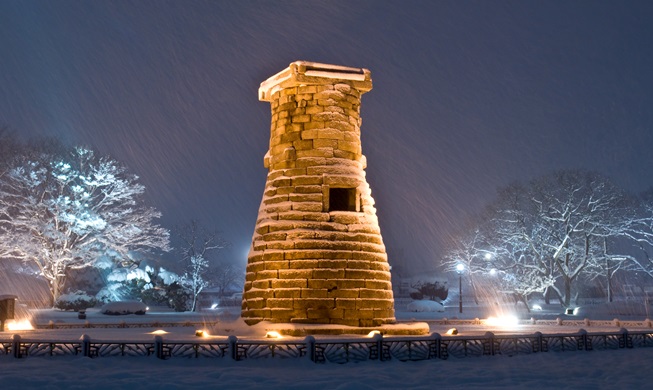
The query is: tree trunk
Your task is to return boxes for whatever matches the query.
[50,275,66,307]
[515,294,531,313]
[544,286,551,305]
[563,276,572,307]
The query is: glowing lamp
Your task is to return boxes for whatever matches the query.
[485,316,519,328]
[7,319,34,331]
[265,331,282,339]
[367,330,381,337]
[446,328,458,335]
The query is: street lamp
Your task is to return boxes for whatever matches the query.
[456,264,464,313]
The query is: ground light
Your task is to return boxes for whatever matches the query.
[265,331,282,339]
[7,319,34,331]
[150,330,169,335]
[367,330,381,337]
[485,315,519,328]
[195,330,209,337]
[446,328,458,335]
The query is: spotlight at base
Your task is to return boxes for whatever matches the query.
[485,316,519,327]
[367,330,381,337]
[195,330,209,337]
[7,319,34,331]
[265,331,282,339]
[446,328,458,335]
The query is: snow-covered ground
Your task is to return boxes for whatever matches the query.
[1,348,652,390]
[2,302,653,389]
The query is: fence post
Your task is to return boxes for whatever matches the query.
[430,332,445,360]
[619,328,632,349]
[304,335,315,362]
[228,335,238,360]
[533,331,543,353]
[577,329,589,350]
[372,333,384,361]
[80,334,91,356]
[11,334,22,358]
[484,332,495,355]
[153,335,164,359]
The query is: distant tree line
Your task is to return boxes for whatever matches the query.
[0,129,240,310]
[443,169,653,309]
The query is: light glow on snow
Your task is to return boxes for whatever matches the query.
[150,330,168,335]
[265,331,282,339]
[6,319,34,331]
[485,315,519,328]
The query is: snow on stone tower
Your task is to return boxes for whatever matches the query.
[242,61,395,328]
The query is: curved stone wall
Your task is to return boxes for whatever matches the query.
[242,61,395,327]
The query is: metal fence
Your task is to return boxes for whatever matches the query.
[2,328,653,363]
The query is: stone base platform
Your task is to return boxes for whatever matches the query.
[260,321,430,337]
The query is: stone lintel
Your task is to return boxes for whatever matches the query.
[259,61,372,101]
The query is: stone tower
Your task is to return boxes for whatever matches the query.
[242,61,395,328]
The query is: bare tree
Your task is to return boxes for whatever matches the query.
[175,220,228,312]
[213,262,243,297]
[443,228,493,304]
[0,145,170,304]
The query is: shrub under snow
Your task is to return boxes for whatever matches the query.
[100,301,147,315]
[55,291,97,311]
[407,299,445,312]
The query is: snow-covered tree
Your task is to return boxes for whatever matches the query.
[616,192,653,279]
[527,171,632,306]
[175,220,228,312]
[445,170,635,308]
[0,145,170,304]
[443,228,493,304]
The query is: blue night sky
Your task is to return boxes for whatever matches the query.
[1,0,653,274]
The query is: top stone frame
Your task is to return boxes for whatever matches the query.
[258,61,373,101]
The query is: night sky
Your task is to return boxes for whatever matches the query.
[2,1,653,275]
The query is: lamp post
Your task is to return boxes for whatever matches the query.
[456,264,464,314]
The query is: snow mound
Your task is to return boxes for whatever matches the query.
[407,300,445,312]
[100,301,147,315]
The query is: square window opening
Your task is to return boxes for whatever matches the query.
[329,188,358,212]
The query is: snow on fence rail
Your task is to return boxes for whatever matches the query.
[2,329,653,363]
[35,321,217,330]
[30,317,653,331]
[425,318,653,328]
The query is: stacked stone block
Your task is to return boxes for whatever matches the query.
[242,61,395,327]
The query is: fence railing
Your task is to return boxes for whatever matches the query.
[29,316,653,331]
[2,328,653,363]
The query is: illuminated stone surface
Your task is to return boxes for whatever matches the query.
[242,61,395,327]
